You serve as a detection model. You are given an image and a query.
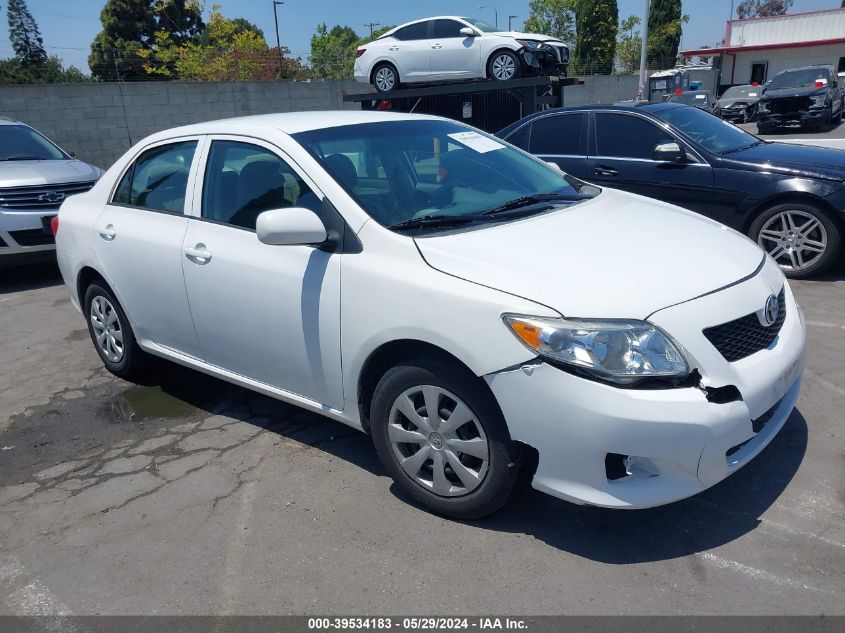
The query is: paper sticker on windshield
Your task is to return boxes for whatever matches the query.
[448,131,505,154]
[748,92,758,97]
[695,94,706,99]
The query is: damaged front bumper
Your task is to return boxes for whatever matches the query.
[520,44,569,77]
[485,258,805,509]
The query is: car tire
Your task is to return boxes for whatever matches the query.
[749,201,841,279]
[487,50,521,82]
[372,63,399,93]
[84,282,150,381]
[370,355,521,519]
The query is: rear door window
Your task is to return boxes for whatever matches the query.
[112,140,197,213]
[528,114,585,156]
[393,21,430,41]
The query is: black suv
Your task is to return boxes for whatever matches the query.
[757,65,843,133]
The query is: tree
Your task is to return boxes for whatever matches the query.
[616,15,641,74]
[153,0,205,45]
[736,0,793,19]
[201,16,264,45]
[574,0,617,75]
[524,0,576,46]
[309,23,359,79]
[0,56,89,84]
[647,0,688,70]
[357,24,395,47]
[6,0,47,66]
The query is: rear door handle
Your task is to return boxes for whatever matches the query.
[593,166,618,177]
[389,46,399,51]
[431,44,442,49]
[184,243,212,264]
[98,224,116,240]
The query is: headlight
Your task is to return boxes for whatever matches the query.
[503,315,689,384]
[516,39,550,52]
[811,95,827,107]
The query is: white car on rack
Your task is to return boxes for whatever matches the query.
[0,118,101,267]
[55,111,804,518]
[354,16,570,92]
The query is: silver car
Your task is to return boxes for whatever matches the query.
[0,118,101,267]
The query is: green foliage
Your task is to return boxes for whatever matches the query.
[89,0,205,80]
[309,23,360,79]
[736,0,793,19]
[358,25,395,47]
[0,56,89,84]
[647,0,688,70]
[201,16,263,45]
[574,0,617,75]
[616,15,641,75]
[524,0,576,46]
[6,0,47,66]
[139,4,307,81]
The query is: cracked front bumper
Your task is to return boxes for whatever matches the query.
[485,259,805,509]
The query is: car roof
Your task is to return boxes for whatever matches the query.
[674,90,710,95]
[138,110,447,144]
[381,16,472,36]
[0,117,21,126]
[496,102,682,136]
[775,65,834,74]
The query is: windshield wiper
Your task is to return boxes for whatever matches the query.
[387,214,485,231]
[479,192,591,217]
[0,156,44,161]
[721,139,766,155]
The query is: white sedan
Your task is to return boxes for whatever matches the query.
[55,111,805,518]
[354,16,569,92]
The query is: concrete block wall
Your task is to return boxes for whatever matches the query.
[0,79,360,169]
[561,74,641,106]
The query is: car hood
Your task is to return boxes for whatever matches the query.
[0,159,101,188]
[497,31,566,45]
[722,141,845,181]
[716,96,759,108]
[415,189,764,319]
[761,86,828,100]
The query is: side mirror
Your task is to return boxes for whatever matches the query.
[256,207,327,246]
[545,161,562,171]
[653,142,686,163]
[459,27,476,37]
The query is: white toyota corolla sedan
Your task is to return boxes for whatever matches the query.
[55,111,805,519]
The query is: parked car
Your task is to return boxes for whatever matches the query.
[498,103,845,277]
[757,65,843,133]
[0,118,101,267]
[717,84,763,123]
[354,16,569,92]
[667,90,718,115]
[56,111,804,518]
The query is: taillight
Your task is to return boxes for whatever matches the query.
[50,215,59,236]
[377,100,391,110]
[356,48,366,58]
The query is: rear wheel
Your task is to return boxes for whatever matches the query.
[372,63,399,93]
[750,201,841,278]
[370,356,521,519]
[84,282,150,380]
[487,50,521,82]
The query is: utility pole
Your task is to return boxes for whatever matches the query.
[478,5,498,29]
[272,1,285,76]
[508,15,518,31]
[364,22,380,38]
[637,0,650,101]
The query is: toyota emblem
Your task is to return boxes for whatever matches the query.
[762,294,779,326]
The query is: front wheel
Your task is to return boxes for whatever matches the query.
[750,202,841,278]
[370,356,521,519]
[487,51,521,82]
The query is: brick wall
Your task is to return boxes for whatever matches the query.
[0,80,360,169]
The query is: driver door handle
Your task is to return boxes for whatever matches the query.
[98,224,116,240]
[594,166,618,177]
[184,243,212,264]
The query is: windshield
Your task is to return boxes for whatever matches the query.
[654,106,759,155]
[768,68,829,90]
[669,92,709,105]
[721,85,760,99]
[293,120,592,231]
[462,17,500,32]
[0,125,67,161]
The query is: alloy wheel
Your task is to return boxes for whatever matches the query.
[375,67,395,91]
[492,54,516,80]
[758,209,828,272]
[388,385,489,497]
[90,295,124,363]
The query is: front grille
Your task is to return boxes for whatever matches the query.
[769,97,811,115]
[0,181,95,210]
[703,288,786,362]
[9,228,54,246]
[554,45,569,64]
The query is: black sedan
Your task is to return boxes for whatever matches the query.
[497,102,845,277]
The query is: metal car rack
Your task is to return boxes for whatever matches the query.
[342,76,580,133]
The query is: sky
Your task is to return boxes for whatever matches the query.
[0,0,839,73]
